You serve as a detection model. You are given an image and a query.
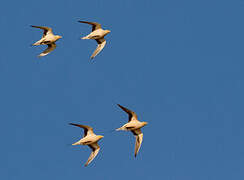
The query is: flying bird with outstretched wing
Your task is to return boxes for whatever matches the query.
[30,25,62,57]
[78,20,110,59]
[116,104,148,157]
[69,123,104,166]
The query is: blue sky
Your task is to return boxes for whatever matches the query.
[0,0,244,179]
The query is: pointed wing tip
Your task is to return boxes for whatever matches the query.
[31,25,40,28]
[78,20,86,23]
[134,151,139,158]
[69,123,76,126]
[38,54,47,57]
[117,104,125,110]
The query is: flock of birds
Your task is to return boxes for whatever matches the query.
[31,21,148,166]
[70,104,148,167]
[31,21,110,58]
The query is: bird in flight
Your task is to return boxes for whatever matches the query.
[116,104,148,157]
[30,25,62,57]
[69,123,104,167]
[78,20,110,59]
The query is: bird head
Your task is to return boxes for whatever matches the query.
[56,35,63,40]
[105,30,111,35]
[98,135,104,140]
[142,121,148,126]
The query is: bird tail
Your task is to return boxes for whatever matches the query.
[32,43,39,46]
[116,127,125,131]
[72,141,81,146]
[32,39,43,46]
[81,36,89,40]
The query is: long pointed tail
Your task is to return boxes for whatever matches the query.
[72,141,81,146]
[32,40,43,46]
[81,36,89,40]
[116,127,126,131]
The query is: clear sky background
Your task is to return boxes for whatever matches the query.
[0,0,244,179]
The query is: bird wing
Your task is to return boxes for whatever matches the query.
[85,143,100,166]
[90,38,106,59]
[131,129,143,157]
[31,25,53,37]
[78,21,102,31]
[38,43,56,57]
[69,123,94,137]
[117,104,138,122]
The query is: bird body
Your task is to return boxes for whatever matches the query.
[31,25,62,57]
[69,123,104,166]
[116,120,147,131]
[72,133,103,146]
[32,34,61,46]
[116,104,148,157]
[82,29,110,40]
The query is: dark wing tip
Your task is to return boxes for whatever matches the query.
[117,104,127,111]
[117,104,124,110]
[69,123,77,126]
[78,20,87,23]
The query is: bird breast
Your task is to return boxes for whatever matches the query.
[126,121,145,130]
[44,34,58,42]
[81,134,101,144]
[91,29,108,38]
